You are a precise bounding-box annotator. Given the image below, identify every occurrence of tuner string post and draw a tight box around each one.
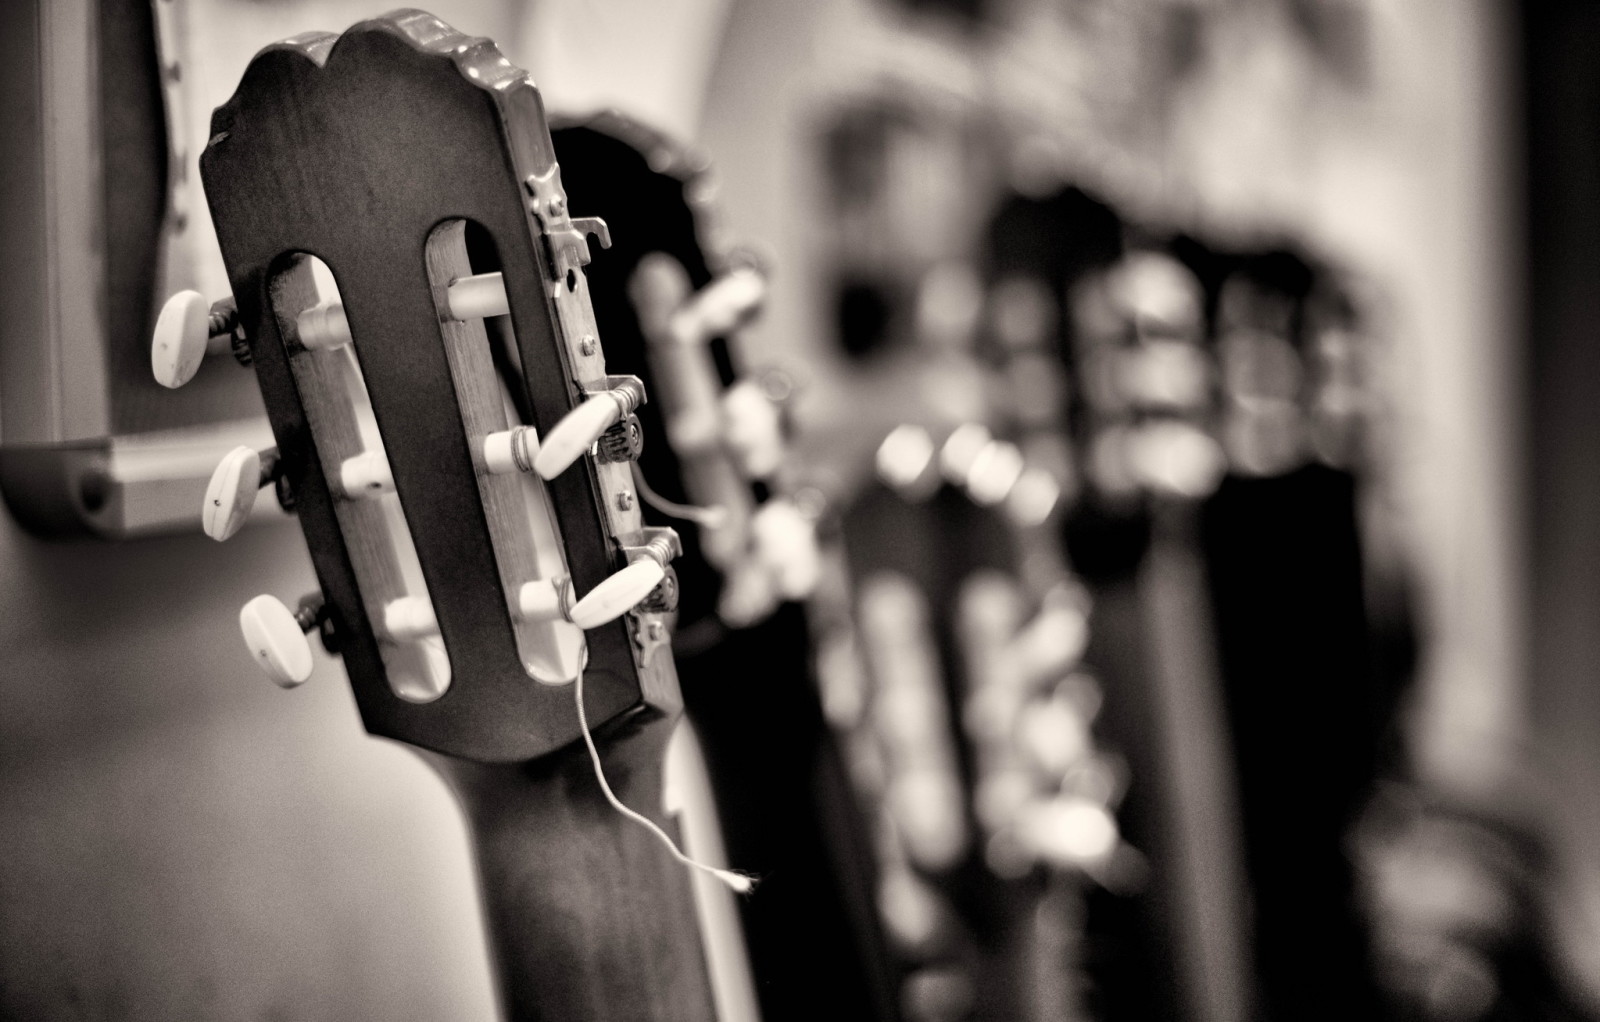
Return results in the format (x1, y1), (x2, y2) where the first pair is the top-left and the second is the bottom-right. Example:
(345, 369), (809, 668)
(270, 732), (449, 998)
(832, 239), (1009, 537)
(382, 596), (439, 644)
(256, 446), (281, 488)
(444, 271), (510, 321)
(293, 592), (326, 632)
(481, 425), (541, 475)
(515, 575), (575, 624)
(292, 593), (343, 655)
(337, 450), (395, 499)
(294, 298), (355, 352)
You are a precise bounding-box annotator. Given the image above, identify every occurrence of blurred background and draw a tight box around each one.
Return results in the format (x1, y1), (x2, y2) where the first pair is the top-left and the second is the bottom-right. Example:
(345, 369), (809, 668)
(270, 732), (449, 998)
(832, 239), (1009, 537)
(4, 0), (1598, 1019)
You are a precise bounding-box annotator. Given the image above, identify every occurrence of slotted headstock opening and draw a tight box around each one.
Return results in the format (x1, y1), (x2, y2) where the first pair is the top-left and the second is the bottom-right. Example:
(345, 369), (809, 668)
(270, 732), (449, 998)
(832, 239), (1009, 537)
(425, 219), (583, 685)
(267, 253), (449, 703)
(198, 11), (688, 761)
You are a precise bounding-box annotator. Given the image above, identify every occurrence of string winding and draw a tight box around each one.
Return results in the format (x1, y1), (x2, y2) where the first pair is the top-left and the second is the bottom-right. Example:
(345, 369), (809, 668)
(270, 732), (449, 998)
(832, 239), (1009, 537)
(574, 666), (755, 895)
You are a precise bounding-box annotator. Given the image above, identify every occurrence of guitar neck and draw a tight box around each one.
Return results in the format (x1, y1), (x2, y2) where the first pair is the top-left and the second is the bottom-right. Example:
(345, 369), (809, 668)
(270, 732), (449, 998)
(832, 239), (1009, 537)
(439, 711), (717, 1022)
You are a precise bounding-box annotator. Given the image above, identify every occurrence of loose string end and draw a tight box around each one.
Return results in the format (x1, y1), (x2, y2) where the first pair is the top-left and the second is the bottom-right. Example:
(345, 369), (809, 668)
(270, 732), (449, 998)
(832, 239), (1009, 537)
(705, 866), (757, 895)
(575, 666), (757, 896)
(631, 463), (730, 529)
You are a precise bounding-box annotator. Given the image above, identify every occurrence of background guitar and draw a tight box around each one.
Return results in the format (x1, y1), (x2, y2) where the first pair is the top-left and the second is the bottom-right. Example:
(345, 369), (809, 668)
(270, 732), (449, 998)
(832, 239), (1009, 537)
(551, 111), (901, 1022)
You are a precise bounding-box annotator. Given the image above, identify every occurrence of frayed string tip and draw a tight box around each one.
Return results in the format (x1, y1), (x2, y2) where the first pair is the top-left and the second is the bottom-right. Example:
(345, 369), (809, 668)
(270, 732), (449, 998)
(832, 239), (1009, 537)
(710, 869), (757, 895)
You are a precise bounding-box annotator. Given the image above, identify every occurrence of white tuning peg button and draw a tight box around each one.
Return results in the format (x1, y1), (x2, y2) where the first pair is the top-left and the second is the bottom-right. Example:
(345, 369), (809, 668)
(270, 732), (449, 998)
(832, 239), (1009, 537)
(722, 380), (785, 479)
(152, 290), (238, 388)
(533, 381), (643, 480)
(751, 499), (821, 600)
(567, 559), (666, 629)
(239, 594), (316, 688)
(673, 266), (767, 343)
(204, 445), (277, 542)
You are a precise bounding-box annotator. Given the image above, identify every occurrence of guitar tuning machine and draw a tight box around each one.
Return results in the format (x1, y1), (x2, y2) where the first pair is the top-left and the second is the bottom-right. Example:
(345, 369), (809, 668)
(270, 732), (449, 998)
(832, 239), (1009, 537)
(203, 442), (396, 541)
(596, 413), (645, 464)
(518, 526), (681, 636)
(151, 290), (252, 388)
(620, 528), (683, 668)
(533, 375), (647, 479)
(153, 284), (374, 391)
(624, 527), (683, 616)
(238, 592), (338, 688)
(523, 165), (611, 279)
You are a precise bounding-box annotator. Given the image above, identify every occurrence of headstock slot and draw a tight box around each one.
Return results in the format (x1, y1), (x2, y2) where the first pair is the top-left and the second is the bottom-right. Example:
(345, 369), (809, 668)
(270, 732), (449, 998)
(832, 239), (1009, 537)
(268, 252), (449, 703)
(424, 219), (583, 685)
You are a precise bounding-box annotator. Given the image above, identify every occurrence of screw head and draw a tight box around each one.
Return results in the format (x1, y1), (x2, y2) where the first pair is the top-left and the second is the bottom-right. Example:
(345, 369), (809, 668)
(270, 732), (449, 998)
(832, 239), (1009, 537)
(580, 334), (596, 356)
(548, 197), (565, 218)
(616, 490), (635, 511)
(648, 621), (664, 641)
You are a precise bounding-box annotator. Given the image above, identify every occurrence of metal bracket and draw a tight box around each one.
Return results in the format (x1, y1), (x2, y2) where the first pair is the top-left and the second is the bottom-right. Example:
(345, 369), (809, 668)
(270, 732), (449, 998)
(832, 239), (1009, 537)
(627, 611), (672, 668)
(623, 525), (682, 568)
(523, 166), (611, 281)
(580, 373), (647, 409)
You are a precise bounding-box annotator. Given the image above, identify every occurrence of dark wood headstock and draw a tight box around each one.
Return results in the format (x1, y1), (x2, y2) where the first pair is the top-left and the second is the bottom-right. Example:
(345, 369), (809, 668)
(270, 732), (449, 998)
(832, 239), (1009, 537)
(175, 11), (726, 1020)
(202, 12), (677, 761)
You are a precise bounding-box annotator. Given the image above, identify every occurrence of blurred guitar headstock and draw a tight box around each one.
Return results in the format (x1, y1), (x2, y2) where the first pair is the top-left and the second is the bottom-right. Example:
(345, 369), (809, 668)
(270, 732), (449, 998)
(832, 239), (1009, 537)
(550, 113), (821, 633)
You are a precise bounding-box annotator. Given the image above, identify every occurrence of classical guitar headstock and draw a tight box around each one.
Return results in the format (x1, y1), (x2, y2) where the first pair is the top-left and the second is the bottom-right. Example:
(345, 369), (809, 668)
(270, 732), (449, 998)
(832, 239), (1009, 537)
(549, 114), (820, 631)
(154, 11), (685, 763)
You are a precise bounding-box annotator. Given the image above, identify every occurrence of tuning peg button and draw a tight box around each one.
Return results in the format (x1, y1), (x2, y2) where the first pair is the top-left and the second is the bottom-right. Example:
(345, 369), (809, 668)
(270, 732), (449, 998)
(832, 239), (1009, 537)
(671, 266), (767, 344)
(517, 530), (682, 632)
(568, 558), (666, 629)
(203, 445), (286, 541)
(152, 290), (246, 388)
(533, 376), (647, 479)
(239, 593), (317, 688)
(722, 379), (785, 479)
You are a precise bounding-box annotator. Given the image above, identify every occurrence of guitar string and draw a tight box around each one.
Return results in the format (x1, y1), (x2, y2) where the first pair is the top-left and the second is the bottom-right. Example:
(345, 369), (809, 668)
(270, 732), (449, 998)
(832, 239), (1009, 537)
(574, 664), (756, 895)
(631, 463), (729, 528)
